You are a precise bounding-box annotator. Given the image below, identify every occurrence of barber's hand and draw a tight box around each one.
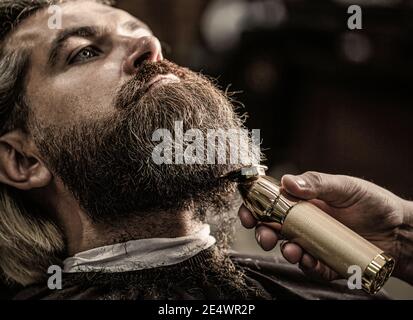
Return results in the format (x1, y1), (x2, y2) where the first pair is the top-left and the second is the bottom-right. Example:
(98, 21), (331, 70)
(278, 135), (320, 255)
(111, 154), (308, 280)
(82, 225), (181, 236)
(238, 171), (412, 283)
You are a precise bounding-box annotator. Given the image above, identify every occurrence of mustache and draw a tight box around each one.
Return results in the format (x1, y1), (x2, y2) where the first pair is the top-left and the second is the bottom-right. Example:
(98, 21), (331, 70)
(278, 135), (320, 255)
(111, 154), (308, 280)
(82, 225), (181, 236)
(114, 60), (191, 110)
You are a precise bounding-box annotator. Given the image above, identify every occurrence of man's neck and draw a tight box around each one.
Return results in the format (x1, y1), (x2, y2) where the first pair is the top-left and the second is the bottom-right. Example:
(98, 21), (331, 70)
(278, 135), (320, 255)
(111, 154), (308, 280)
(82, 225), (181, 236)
(70, 210), (204, 256)
(38, 180), (205, 256)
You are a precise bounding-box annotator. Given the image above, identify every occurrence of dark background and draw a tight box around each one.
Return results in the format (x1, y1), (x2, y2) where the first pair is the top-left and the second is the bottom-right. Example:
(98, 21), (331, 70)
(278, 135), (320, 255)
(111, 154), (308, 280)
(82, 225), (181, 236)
(2, 0), (413, 299)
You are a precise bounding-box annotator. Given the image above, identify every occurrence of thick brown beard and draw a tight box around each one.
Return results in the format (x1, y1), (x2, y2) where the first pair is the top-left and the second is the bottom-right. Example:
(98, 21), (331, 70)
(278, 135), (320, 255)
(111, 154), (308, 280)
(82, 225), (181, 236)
(30, 60), (252, 233)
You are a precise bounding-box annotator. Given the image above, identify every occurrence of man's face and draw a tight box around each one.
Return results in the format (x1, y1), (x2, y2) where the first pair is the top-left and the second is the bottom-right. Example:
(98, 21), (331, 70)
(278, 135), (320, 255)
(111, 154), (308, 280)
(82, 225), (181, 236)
(9, 1), (251, 222)
(15, 1), (158, 126)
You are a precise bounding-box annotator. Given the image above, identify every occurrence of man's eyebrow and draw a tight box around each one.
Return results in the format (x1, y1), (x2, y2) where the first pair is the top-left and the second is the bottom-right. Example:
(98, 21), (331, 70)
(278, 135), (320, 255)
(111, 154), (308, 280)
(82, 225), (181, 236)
(47, 26), (106, 68)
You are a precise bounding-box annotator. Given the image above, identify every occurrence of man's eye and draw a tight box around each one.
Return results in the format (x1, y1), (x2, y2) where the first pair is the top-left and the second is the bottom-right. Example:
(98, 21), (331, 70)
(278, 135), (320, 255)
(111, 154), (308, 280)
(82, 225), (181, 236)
(69, 47), (101, 65)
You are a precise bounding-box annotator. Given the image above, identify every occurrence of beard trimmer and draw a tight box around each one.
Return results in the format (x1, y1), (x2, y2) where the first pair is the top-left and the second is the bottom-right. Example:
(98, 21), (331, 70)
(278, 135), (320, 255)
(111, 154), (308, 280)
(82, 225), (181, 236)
(224, 165), (394, 294)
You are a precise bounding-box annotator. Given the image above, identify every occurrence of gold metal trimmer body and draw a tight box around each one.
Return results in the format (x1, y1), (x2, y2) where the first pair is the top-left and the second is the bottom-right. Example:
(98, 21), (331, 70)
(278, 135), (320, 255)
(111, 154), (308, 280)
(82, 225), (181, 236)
(229, 166), (395, 294)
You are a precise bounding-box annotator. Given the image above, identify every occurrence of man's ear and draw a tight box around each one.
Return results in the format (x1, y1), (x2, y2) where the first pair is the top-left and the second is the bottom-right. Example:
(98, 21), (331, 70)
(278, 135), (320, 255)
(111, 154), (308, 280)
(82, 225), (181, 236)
(0, 130), (52, 190)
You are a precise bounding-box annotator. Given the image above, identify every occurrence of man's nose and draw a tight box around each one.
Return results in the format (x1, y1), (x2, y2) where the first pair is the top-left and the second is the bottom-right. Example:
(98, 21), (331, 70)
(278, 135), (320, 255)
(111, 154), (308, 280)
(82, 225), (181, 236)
(123, 36), (163, 75)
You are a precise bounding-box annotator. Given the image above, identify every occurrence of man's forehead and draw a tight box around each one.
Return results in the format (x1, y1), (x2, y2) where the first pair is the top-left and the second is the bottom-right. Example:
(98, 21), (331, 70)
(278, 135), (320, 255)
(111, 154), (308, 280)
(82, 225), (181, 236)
(7, 1), (145, 50)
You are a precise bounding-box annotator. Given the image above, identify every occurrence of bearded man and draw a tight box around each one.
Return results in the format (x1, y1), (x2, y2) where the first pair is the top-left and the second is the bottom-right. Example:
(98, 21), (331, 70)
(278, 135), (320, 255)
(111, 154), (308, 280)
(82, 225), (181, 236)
(0, 0), (395, 300)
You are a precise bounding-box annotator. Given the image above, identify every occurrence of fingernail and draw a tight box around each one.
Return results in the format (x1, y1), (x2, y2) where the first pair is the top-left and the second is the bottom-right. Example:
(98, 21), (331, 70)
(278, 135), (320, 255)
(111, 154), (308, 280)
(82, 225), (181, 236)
(256, 232), (261, 244)
(295, 177), (307, 189)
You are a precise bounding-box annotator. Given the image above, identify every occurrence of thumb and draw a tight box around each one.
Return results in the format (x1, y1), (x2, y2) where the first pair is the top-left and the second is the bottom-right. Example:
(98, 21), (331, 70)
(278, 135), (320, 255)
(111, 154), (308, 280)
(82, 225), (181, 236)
(281, 171), (363, 207)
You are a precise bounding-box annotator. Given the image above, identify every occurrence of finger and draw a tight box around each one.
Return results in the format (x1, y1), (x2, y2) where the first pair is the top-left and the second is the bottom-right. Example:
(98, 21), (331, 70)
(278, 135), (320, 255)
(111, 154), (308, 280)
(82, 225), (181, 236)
(281, 242), (303, 264)
(300, 253), (317, 269)
(255, 225), (279, 251)
(261, 221), (282, 232)
(300, 260), (340, 282)
(238, 205), (257, 229)
(299, 262), (323, 280)
(281, 172), (363, 207)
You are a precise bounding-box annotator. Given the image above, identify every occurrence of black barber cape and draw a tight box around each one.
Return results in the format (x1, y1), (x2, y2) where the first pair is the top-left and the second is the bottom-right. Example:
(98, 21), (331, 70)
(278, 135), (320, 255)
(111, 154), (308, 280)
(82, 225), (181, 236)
(14, 246), (389, 300)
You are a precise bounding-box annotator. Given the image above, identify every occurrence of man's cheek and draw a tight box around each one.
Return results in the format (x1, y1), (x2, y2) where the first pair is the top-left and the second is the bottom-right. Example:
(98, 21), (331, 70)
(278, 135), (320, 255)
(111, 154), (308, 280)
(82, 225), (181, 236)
(53, 85), (115, 123)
